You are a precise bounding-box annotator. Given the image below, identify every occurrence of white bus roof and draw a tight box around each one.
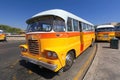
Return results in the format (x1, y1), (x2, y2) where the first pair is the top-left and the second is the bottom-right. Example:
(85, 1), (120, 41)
(29, 9), (93, 26)
(97, 25), (114, 29)
(0, 30), (3, 32)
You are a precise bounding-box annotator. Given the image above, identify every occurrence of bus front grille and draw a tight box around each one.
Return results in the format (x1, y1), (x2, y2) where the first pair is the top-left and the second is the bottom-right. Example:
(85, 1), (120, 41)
(28, 40), (39, 54)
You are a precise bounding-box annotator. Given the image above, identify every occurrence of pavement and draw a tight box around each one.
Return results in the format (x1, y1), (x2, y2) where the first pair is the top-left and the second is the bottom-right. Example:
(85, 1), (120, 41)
(84, 40), (120, 80)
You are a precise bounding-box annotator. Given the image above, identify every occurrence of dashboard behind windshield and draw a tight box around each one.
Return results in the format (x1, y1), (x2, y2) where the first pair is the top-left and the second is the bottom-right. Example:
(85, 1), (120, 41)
(26, 16), (65, 32)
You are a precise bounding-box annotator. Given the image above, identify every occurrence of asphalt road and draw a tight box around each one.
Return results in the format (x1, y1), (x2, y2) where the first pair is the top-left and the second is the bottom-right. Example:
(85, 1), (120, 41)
(0, 40), (96, 80)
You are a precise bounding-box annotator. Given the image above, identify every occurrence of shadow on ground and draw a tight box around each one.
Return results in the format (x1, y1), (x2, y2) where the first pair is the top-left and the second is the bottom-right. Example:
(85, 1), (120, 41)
(19, 60), (58, 79)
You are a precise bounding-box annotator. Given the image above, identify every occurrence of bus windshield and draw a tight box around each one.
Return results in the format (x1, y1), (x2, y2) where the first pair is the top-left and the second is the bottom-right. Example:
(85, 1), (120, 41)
(115, 26), (120, 31)
(0, 30), (3, 34)
(96, 27), (114, 32)
(27, 16), (65, 32)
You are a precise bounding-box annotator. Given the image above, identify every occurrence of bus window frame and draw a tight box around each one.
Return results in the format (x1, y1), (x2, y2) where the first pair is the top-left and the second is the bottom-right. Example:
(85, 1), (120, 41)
(67, 17), (73, 32)
(73, 19), (79, 32)
(79, 22), (82, 32)
(81, 22), (94, 32)
(67, 17), (80, 32)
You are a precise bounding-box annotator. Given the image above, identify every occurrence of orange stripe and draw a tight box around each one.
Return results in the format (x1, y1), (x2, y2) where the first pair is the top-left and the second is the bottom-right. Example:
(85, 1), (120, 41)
(40, 32), (67, 38)
(34, 32), (80, 38)
(83, 31), (94, 34)
(0, 34), (3, 36)
(67, 32), (80, 37)
(27, 31), (95, 39)
(97, 32), (115, 34)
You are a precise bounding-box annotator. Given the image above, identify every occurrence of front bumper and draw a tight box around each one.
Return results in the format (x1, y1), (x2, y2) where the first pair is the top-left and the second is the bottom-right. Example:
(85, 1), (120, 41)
(21, 55), (57, 71)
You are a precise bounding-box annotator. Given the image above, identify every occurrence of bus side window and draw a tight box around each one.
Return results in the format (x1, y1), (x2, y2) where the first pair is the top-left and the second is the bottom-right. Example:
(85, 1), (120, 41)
(81, 23), (86, 31)
(67, 17), (73, 31)
(91, 26), (95, 31)
(86, 24), (89, 31)
(73, 19), (79, 31)
(87, 24), (92, 31)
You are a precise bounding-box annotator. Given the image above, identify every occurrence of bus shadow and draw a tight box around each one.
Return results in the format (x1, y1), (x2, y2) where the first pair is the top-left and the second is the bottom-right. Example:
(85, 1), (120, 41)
(95, 41), (109, 43)
(116, 37), (120, 40)
(0, 40), (7, 43)
(102, 46), (110, 48)
(19, 60), (58, 79)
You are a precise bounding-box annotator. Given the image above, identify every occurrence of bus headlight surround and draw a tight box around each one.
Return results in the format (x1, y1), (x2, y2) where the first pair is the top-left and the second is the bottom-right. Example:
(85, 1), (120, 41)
(20, 47), (27, 52)
(46, 51), (58, 59)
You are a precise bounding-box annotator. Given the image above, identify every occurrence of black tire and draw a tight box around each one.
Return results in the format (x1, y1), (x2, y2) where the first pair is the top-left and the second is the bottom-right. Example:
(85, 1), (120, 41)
(63, 51), (74, 71)
(4, 37), (7, 42)
(90, 40), (94, 47)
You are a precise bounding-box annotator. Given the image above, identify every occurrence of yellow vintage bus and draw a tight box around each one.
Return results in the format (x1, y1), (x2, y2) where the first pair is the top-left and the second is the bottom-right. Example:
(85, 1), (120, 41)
(115, 26), (120, 38)
(0, 30), (6, 41)
(96, 25), (115, 41)
(20, 9), (95, 72)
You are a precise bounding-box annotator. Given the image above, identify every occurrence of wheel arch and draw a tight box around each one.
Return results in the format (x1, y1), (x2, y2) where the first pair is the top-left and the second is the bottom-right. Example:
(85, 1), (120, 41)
(66, 49), (76, 59)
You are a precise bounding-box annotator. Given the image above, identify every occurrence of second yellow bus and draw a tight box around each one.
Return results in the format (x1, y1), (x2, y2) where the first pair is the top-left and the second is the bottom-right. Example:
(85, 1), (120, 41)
(115, 26), (120, 38)
(96, 25), (115, 42)
(0, 30), (6, 41)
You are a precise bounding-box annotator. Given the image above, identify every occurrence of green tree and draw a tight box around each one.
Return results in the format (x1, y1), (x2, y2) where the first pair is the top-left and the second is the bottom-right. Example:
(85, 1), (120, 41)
(0, 24), (23, 34)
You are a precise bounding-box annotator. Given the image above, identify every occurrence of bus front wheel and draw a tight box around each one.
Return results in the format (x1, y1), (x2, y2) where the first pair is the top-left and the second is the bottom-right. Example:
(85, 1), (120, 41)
(63, 51), (74, 71)
(90, 39), (94, 47)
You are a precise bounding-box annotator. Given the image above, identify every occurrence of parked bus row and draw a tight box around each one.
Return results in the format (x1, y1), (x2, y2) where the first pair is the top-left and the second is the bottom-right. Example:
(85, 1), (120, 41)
(95, 24), (120, 42)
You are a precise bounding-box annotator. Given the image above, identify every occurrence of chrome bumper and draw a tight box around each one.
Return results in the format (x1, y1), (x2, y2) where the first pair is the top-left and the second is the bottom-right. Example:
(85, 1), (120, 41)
(21, 56), (57, 71)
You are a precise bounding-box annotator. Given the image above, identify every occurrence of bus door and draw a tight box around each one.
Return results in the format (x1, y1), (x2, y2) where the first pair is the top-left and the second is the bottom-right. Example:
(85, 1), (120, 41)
(79, 22), (84, 52)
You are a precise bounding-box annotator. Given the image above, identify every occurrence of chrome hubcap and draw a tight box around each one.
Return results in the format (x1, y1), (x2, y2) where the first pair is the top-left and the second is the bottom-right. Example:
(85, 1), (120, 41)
(66, 54), (73, 67)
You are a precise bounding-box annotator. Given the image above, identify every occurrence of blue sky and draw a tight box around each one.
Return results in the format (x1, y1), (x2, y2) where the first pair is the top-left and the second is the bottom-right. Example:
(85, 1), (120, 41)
(0, 0), (120, 30)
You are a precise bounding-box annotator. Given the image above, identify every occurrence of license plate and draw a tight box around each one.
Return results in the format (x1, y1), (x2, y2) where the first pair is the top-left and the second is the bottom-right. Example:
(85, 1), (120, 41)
(104, 34), (108, 38)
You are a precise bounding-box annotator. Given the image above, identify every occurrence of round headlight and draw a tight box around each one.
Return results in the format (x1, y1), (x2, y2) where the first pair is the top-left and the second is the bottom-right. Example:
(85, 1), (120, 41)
(47, 52), (52, 57)
(46, 51), (58, 59)
(21, 47), (27, 52)
(52, 53), (57, 58)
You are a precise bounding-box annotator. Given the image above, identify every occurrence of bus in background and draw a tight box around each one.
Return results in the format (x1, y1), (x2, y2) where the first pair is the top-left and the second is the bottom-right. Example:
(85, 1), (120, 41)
(96, 25), (115, 42)
(115, 26), (120, 38)
(20, 9), (95, 72)
(0, 30), (6, 41)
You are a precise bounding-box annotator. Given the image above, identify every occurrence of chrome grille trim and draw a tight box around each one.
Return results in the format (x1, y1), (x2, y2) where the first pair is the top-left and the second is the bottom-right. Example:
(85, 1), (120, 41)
(28, 39), (39, 54)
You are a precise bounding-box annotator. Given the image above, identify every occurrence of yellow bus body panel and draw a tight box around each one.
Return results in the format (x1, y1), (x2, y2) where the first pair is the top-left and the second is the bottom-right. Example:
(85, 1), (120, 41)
(115, 31), (120, 38)
(0, 34), (5, 40)
(20, 32), (95, 72)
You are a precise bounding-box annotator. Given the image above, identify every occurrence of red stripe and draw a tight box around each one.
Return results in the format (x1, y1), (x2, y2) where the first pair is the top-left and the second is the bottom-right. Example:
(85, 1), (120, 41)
(81, 44), (84, 51)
